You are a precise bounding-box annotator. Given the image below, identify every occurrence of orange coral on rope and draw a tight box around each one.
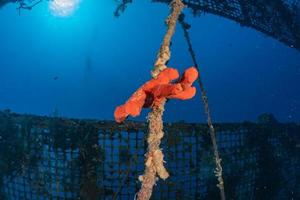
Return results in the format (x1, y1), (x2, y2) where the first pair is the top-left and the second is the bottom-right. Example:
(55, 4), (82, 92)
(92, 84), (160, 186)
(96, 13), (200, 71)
(114, 67), (198, 123)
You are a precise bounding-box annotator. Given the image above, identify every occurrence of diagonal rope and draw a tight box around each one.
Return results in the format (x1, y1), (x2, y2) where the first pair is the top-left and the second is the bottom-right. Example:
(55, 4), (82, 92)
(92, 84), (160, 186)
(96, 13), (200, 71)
(178, 13), (226, 200)
(136, 1), (185, 200)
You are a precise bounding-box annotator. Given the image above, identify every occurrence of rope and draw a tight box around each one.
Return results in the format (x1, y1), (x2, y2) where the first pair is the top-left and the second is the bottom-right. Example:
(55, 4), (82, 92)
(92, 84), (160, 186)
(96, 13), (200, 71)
(136, 1), (185, 200)
(178, 13), (226, 200)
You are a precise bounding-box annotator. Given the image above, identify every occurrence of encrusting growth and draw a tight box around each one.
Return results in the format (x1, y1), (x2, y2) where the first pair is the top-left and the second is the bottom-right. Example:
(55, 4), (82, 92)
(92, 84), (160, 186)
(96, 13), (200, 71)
(114, 67), (198, 199)
(114, 1), (192, 200)
(114, 67), (198, 123)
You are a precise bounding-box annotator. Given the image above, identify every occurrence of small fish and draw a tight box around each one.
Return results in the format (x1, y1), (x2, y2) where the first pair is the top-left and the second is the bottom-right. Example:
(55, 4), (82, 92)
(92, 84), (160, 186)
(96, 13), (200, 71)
(53, 76), (59, 80)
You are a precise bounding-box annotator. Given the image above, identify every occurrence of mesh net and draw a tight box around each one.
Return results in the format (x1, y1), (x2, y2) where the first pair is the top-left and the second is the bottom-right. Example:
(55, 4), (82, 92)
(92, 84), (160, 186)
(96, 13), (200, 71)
(155, 0), (300, 51)
(0, 111), (299, 199)
(1, 0), (299, 50)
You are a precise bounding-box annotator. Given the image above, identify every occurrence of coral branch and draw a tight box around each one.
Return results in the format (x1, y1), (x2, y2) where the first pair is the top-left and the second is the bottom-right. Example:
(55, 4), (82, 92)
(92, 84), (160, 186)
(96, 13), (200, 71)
(16, 0), (43, 15)
(114, 0), (133, 17)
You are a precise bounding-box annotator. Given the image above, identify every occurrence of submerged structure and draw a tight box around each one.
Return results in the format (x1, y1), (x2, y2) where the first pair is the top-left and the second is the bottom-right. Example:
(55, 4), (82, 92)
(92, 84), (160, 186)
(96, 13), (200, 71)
(1, 0), (299, 49)
(118, 0), (300, 51)
(156, 0), (300, 50)
(0, 0), (299, 199)
(0, 110), (299, 199)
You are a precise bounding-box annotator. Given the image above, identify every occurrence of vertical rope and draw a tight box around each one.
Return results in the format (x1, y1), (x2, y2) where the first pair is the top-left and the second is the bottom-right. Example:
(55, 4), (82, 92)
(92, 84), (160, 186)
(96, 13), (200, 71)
(178, 14), (226, 200)
(136, 1), (185, 200)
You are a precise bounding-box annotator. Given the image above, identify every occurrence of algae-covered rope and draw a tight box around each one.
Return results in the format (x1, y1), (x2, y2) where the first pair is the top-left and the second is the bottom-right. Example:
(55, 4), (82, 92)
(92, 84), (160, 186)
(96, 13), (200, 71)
(136, 1), (185, 200)
(179, 13), (226, 200)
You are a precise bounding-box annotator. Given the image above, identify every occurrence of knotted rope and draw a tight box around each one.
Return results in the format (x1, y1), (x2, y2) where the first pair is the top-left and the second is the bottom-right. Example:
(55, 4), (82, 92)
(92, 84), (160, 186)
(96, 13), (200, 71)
(136, 1), (185, 199)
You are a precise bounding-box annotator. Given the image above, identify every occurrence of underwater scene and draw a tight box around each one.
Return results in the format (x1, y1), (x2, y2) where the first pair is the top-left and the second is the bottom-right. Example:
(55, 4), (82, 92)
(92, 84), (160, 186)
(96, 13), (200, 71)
(0, 0), (299, 199)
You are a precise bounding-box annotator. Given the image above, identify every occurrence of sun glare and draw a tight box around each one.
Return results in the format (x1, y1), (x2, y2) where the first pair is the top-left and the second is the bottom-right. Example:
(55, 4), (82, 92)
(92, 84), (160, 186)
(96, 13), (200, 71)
(49, 0), (80, 17)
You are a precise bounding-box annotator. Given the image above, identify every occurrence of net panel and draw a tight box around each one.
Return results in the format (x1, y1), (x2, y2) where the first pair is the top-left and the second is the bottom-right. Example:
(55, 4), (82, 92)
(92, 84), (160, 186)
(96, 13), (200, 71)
(0, 111), (299, 200)
(154, 0), (300, 51)
(1, 0), (299, 51)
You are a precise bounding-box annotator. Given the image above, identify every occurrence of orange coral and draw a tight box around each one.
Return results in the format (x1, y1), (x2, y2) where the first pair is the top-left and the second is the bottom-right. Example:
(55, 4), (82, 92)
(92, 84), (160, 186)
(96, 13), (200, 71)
(114, 67), (198, 123)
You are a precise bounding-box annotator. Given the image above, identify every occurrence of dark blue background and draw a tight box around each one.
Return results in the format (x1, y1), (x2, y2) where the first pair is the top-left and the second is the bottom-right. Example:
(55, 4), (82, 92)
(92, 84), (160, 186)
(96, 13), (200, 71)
(0, 0), (299, 122)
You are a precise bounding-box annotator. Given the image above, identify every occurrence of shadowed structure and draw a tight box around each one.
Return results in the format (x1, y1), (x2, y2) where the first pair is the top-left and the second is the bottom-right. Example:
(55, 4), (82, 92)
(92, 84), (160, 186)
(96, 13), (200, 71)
(1, 0), (299, 50)
(0, 111), (299, 199)
(155, 0), (300, 51)
(114, 0), (300, 51)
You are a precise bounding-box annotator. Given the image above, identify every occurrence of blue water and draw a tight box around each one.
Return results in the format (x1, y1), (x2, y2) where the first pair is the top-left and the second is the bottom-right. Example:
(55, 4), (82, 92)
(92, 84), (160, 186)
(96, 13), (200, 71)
(0, 0), (299, 123)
